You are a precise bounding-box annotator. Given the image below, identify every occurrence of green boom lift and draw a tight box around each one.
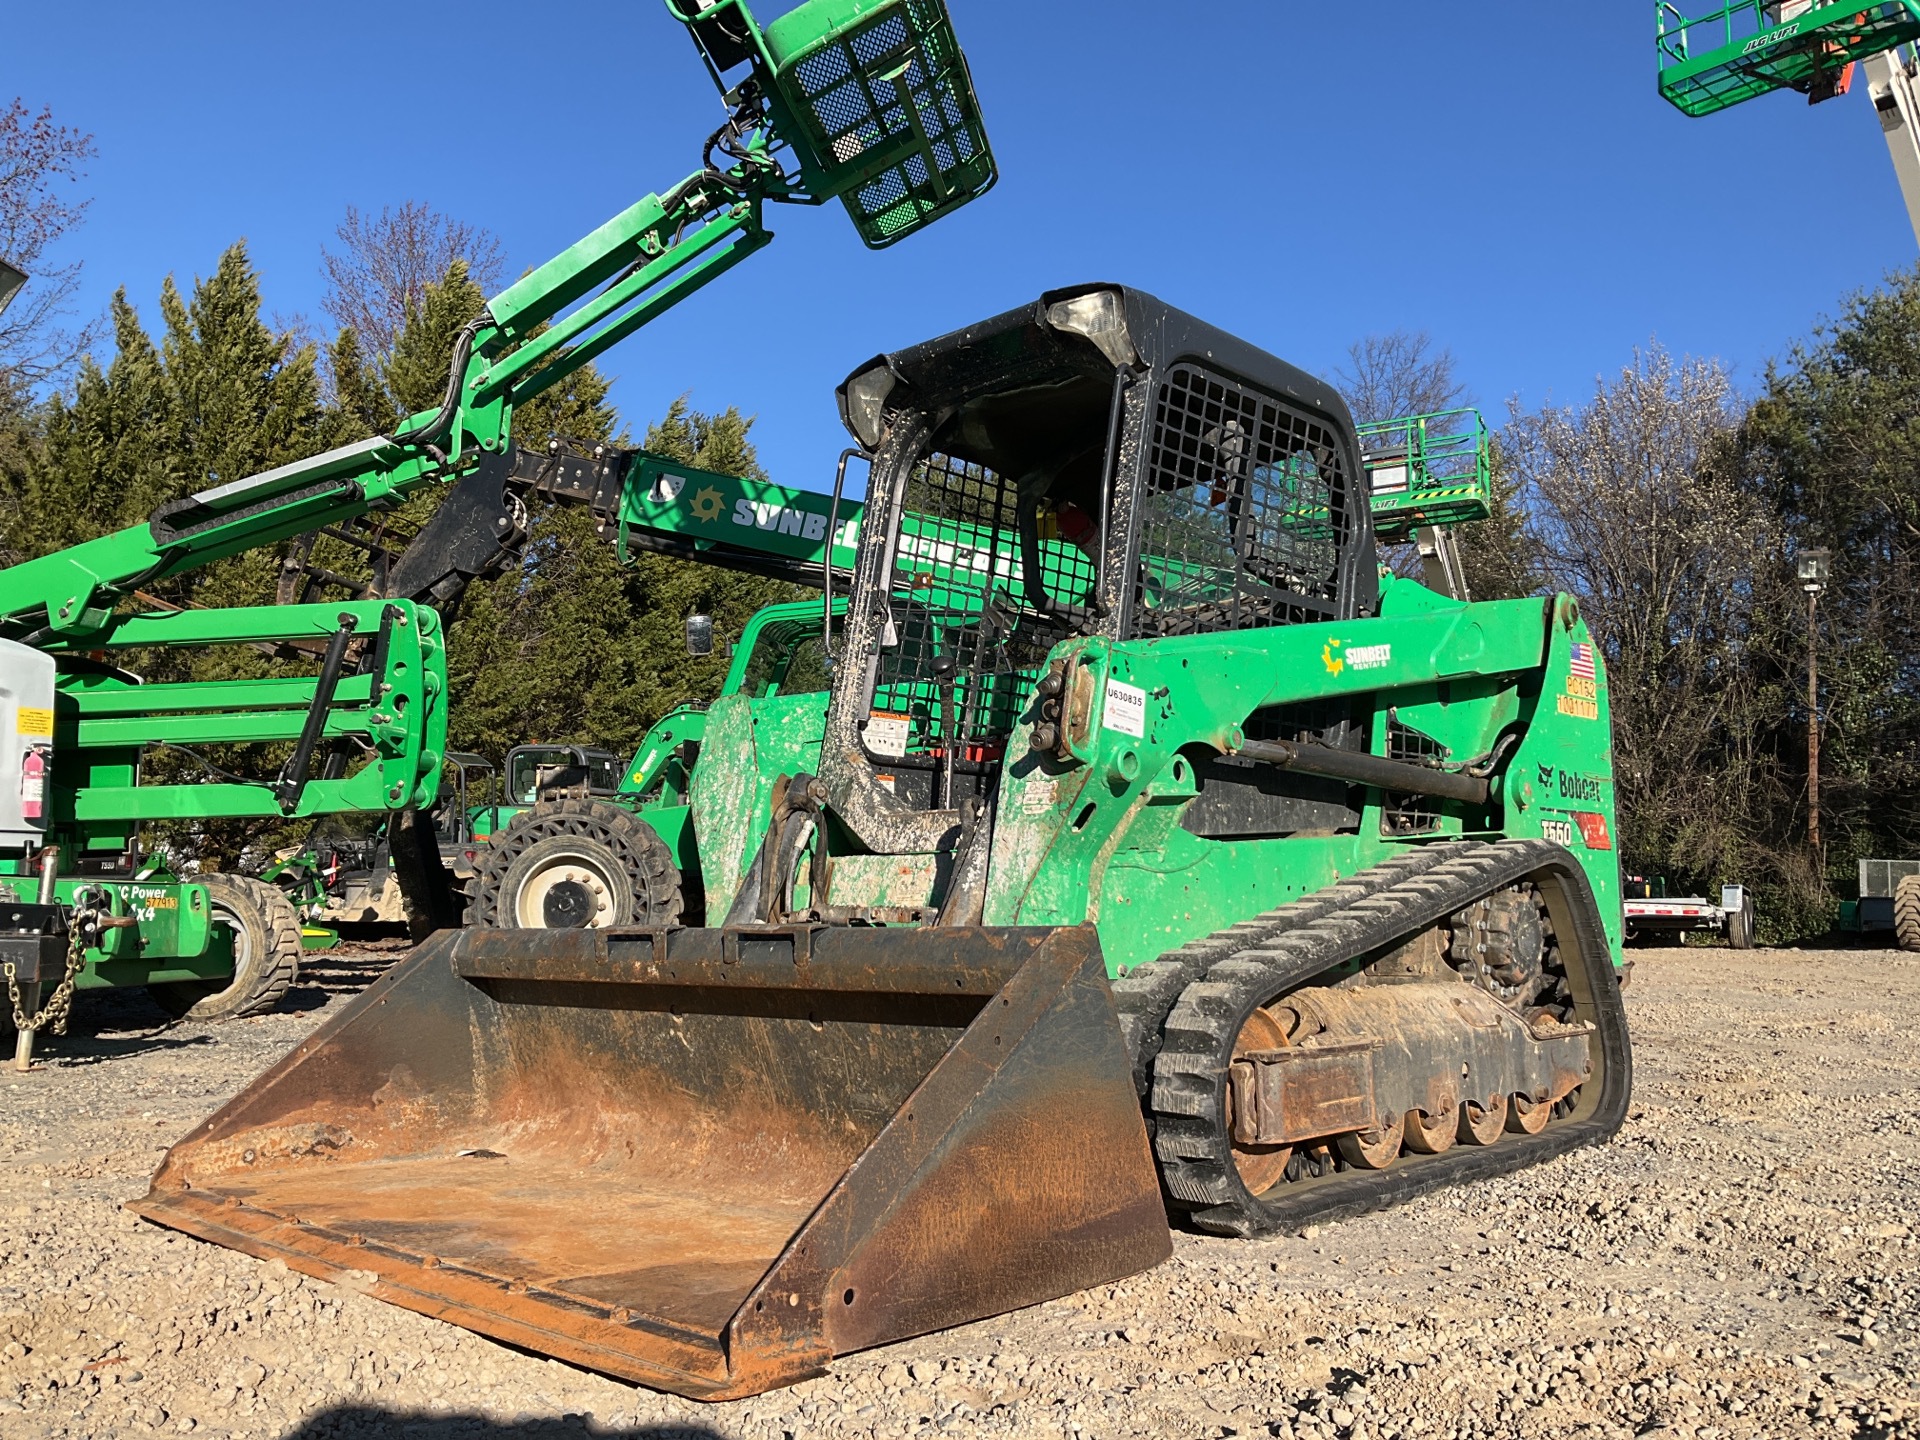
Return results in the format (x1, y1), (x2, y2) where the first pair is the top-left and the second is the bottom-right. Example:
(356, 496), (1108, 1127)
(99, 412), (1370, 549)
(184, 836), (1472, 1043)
(0, 0), (995, 1064)
(137, 285), (1635, 1398)
(1657, 2), (1920, 243)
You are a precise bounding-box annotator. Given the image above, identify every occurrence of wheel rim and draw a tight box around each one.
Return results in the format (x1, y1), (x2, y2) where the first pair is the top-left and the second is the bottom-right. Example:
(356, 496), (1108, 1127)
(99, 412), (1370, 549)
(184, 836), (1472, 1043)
(514, 849), (620, 929)
(209, 902), (254, 972)
(1228, 1005), (1292, 1196)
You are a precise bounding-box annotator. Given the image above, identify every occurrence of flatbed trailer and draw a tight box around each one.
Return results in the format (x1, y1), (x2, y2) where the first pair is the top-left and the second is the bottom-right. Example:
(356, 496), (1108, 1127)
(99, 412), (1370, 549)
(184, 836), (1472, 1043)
(1623, 876), (1755, 947)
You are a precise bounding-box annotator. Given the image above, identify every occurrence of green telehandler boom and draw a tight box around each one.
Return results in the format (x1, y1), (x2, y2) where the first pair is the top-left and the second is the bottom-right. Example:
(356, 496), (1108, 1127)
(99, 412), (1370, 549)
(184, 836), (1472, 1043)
(0, 0), (995, 1064)
(138, 285), (1634, 1399)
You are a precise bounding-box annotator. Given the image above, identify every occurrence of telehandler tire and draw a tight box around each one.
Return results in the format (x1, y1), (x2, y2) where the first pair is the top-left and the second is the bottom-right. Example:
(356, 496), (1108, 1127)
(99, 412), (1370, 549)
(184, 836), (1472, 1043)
(149, 874), (302, 1021)
(1894, 874), (1920, 953)
(472, 798), (683, 930)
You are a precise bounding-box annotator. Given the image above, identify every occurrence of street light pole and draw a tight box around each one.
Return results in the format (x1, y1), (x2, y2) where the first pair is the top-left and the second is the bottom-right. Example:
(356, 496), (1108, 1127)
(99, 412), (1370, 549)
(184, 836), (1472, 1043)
(1807, 585), (1821, 860)
(1797, 548), (1832, 873)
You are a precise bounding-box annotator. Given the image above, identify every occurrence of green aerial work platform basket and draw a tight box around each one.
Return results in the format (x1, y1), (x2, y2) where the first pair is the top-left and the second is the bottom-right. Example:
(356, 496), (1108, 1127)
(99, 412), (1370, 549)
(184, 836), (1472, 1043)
(1657, 0), (1920, 116)
(1358, 408), (1492, 544)
(672, 0), (996, 247)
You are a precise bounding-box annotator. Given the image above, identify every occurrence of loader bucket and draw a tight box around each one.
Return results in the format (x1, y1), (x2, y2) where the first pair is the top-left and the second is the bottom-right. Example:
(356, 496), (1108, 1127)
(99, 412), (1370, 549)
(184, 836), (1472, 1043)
(130, 924), (1170, 1400)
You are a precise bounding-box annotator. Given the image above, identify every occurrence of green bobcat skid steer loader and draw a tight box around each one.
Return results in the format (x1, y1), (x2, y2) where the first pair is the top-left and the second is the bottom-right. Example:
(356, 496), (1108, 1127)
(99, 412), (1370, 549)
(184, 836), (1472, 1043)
(137, 286), (1631, 1399)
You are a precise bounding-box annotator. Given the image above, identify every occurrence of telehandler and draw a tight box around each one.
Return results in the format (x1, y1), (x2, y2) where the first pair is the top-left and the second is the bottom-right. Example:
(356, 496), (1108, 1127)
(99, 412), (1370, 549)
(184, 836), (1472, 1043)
(136, 283), (1632, 1399)
(0, 0), (994, 1057)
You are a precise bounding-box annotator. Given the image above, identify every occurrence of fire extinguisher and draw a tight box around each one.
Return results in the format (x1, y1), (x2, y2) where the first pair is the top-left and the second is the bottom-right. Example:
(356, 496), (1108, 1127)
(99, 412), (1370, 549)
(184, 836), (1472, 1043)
(20, 744), (51, 823)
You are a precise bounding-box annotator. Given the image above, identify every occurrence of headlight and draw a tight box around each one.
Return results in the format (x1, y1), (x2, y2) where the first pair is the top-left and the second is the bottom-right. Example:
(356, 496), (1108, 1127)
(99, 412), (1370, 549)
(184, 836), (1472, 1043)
(843, 365), (897, 449)
(1045, 290), (1136, 368)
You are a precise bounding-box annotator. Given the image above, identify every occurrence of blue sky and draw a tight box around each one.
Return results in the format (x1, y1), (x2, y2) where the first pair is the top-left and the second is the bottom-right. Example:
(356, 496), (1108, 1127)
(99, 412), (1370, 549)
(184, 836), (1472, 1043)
(7, 1), (1916, 492)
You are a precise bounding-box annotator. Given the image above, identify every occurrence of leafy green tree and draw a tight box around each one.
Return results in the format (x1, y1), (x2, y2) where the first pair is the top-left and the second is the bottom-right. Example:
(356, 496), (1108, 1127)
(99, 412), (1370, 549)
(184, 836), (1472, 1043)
(1737, 262), (1920, 909)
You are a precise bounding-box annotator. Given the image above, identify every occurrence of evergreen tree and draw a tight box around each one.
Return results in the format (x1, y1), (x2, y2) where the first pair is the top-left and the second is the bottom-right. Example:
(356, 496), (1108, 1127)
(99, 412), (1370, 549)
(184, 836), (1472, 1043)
(7, 293), (179, 560)
(4, 242), (345, 868)
(8, 246), (338, 578)
(446, 397), (799, 766)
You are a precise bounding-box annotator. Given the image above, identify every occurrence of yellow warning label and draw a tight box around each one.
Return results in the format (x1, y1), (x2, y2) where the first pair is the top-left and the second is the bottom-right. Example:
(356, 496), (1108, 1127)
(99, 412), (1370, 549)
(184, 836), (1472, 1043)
(16, 707), (52, 738)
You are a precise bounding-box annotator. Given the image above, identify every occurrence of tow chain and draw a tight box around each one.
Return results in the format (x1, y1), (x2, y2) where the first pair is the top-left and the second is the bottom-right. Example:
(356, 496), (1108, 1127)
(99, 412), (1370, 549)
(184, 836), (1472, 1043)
(4, 915), (87, 1037)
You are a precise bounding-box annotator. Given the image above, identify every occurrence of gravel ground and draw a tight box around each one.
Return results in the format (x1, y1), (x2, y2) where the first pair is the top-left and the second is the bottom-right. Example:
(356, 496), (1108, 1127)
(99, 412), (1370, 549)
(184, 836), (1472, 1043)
(1, 942), (1916, 1440)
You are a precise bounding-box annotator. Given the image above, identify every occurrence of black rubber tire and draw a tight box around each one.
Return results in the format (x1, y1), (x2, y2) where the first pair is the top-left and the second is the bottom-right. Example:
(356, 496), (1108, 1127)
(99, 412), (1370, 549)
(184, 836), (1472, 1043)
(1894, 875), (1920, 953)
(1725, 894), (1757, 950)
(472, 798), (683, 930)
(148, 874), (302, 1021)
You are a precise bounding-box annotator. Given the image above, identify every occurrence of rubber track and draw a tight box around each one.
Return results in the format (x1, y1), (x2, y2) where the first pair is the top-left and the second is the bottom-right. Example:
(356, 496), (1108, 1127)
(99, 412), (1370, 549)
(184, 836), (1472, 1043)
(1110, 842), (1481, 1097)
(472, 798), (684, 928)
(1149, 838), (1633, 1238)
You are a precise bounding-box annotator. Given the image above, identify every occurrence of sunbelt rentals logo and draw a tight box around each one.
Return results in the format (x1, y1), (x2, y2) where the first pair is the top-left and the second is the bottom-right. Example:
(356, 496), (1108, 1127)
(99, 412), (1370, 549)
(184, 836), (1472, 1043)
(1322, 638), (1391, 678)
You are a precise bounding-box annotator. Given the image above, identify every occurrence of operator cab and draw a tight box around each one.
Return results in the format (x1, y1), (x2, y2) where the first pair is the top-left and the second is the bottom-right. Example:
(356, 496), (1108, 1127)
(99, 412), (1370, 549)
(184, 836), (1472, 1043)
(504, 745), (623, 807)
(815, 284), (1377, 864)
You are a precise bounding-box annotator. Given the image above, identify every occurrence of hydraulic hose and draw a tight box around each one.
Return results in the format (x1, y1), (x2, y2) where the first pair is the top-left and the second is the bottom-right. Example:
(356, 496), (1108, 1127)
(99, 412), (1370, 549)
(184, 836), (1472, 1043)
(385, 316), (489, 455)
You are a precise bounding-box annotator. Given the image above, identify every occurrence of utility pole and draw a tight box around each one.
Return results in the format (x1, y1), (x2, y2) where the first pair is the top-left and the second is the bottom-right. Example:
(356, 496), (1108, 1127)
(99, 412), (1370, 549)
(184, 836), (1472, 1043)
(1798, 548), (1831, 871)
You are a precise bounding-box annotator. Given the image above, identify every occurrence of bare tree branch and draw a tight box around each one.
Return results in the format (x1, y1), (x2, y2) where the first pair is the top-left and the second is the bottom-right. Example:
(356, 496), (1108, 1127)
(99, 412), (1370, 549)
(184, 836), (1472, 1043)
(0, 99), (99, 386)
(1503, 346), (1784, 888)
(1333, 329), (1470, 428)
(319, 202), (505, 358)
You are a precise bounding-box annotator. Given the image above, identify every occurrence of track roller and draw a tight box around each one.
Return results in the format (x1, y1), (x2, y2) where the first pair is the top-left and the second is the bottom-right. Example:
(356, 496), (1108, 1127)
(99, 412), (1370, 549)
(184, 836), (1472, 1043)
(1146, 839), (1632, 1238)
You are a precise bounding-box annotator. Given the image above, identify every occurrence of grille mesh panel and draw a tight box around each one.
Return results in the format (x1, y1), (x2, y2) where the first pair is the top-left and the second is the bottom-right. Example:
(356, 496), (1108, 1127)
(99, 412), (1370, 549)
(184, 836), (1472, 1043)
(866, 454), (1093, 766)
(1130, 364), (1349, 639)
(786, 0), (993, 245)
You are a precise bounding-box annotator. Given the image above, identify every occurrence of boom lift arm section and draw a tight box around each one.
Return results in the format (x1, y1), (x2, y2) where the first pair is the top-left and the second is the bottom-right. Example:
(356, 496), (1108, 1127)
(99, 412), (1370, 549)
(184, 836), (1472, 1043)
(0, 0), (992, 645)
(1866, 45), (1920, 243)
(1359, 407), (1490, 602)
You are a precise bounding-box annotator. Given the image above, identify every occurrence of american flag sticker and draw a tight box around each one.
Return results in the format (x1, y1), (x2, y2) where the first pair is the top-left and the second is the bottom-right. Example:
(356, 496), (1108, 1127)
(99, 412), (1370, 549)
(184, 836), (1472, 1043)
(1569, 642), (1596, 680)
